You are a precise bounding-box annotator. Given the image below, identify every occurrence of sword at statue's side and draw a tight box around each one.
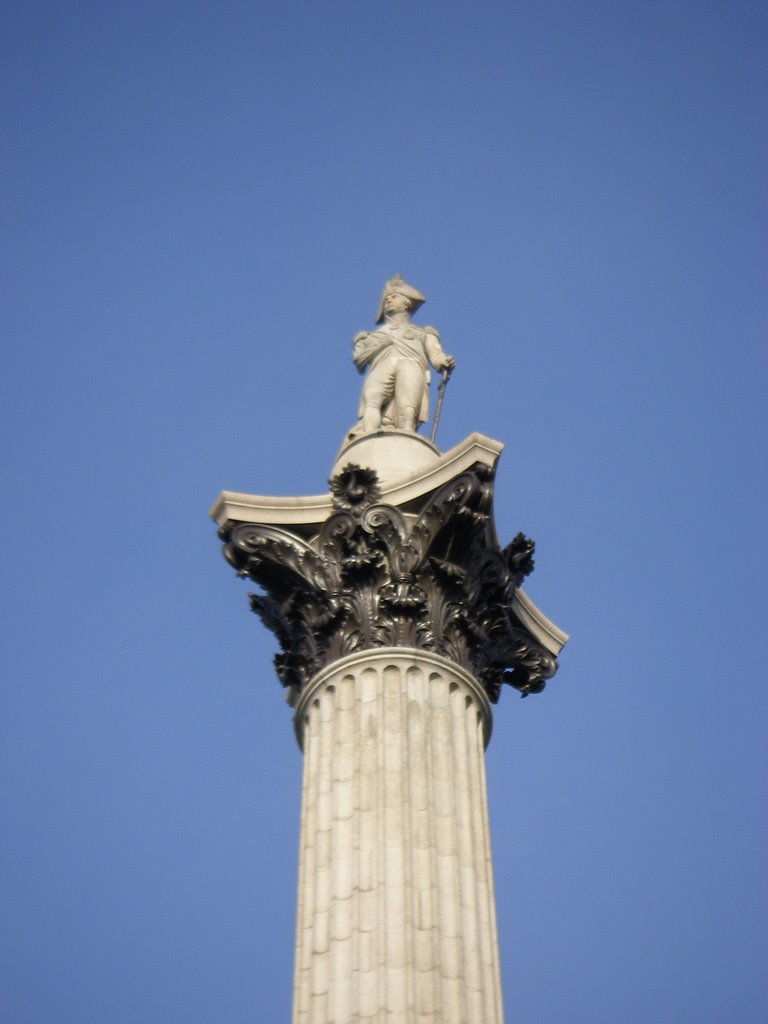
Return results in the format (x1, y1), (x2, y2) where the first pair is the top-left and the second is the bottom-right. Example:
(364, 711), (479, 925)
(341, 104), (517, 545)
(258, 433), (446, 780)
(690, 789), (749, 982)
(430, 366), (453, 445)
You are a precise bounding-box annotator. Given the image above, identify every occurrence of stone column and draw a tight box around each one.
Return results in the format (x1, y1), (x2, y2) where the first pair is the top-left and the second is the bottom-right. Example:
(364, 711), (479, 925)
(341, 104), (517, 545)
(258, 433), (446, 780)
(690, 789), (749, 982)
(292, 649), (502, 1024)
(211, 434), (568, 1024)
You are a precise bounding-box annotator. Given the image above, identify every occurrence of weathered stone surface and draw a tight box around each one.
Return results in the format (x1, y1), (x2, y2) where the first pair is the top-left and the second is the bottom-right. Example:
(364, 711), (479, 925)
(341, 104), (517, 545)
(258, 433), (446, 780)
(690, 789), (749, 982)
(209, 432), (503, 531)
(347, 274), (455, 438)
(292, 650), (503, 1024)
(331, 429), (440, 490)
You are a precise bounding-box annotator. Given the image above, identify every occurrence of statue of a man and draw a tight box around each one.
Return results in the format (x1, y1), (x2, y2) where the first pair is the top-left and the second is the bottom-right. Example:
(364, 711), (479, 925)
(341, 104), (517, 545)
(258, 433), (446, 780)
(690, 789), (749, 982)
(349, 274), (455, 436)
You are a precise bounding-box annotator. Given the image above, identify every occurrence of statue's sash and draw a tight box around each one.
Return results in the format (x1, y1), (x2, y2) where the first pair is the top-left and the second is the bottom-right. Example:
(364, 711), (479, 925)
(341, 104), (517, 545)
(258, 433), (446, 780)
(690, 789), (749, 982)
(365, 326), (427, 371)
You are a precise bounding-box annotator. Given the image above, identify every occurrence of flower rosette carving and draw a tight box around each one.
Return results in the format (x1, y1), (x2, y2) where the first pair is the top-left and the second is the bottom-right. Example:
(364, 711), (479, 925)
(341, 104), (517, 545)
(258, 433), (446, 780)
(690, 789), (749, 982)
(502, 532), (536, 589)
(329, 464), (381, 513)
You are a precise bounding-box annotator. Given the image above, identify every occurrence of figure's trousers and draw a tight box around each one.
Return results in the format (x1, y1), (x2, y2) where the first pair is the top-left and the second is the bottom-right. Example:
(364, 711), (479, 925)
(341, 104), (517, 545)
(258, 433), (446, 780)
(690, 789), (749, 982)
(361, 357), (425, 431)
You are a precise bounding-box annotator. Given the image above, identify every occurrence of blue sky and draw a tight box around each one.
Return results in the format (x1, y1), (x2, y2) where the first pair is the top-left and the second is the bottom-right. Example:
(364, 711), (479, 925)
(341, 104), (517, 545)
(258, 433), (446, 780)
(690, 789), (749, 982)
(2, 2), (766, 1021)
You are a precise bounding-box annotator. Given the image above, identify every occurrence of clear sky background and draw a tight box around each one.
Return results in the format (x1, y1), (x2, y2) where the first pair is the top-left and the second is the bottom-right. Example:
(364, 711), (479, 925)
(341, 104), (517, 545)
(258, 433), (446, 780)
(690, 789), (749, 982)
(2, 2), (766, 1022)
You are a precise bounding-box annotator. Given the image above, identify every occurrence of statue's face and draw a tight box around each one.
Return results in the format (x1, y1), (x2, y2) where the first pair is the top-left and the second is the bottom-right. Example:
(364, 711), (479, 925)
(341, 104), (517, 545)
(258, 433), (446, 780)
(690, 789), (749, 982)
(382, 291), (411, 316)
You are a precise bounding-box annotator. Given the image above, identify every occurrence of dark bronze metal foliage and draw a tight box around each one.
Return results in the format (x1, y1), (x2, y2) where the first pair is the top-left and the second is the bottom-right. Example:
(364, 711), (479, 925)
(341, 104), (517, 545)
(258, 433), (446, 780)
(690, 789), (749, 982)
(329, 463), (382, 513)
(219, 464), (558, 704)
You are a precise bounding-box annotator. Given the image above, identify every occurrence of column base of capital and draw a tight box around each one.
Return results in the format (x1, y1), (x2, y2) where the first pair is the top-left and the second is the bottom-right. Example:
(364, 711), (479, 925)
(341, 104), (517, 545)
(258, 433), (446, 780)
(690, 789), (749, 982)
(294, 647), (493, 751)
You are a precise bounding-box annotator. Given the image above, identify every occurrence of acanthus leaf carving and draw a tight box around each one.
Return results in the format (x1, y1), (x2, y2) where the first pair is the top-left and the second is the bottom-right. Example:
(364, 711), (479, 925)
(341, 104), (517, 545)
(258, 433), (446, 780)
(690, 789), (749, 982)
(219, 464), (559, 704)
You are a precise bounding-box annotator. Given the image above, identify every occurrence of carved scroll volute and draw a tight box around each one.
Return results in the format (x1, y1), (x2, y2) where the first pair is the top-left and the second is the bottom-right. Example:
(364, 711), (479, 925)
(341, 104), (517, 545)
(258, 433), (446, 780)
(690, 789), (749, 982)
(225, 524), (319, 592)
(317, 511), (358, 567)
(409, 469), (493, 569)
(360, 505), (421, 609)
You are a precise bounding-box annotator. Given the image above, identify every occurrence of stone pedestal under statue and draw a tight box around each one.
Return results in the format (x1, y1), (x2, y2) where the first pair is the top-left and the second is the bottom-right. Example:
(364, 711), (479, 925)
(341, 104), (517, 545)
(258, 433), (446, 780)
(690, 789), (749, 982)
(211, 431), (567, 1024)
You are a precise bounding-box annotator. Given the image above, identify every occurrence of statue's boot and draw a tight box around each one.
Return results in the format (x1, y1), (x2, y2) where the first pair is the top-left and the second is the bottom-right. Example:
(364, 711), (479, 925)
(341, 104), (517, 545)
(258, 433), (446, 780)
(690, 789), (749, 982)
(362, 405), (383, 432)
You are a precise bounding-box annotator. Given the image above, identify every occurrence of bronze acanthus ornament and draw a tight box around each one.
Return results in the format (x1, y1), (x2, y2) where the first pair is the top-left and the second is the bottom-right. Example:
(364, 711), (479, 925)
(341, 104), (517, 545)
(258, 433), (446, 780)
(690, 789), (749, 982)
(219, 463), (558, 704)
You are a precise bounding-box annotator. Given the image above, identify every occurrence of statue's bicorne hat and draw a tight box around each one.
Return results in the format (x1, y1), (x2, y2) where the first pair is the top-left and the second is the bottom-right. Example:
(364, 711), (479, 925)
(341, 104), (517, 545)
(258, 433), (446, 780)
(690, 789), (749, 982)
(375, 274), (426, 323)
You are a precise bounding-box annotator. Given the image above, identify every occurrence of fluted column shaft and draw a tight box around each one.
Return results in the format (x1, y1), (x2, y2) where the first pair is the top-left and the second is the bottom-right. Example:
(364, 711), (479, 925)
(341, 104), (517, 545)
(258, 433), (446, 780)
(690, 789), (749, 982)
(292, 648), (503, 1024)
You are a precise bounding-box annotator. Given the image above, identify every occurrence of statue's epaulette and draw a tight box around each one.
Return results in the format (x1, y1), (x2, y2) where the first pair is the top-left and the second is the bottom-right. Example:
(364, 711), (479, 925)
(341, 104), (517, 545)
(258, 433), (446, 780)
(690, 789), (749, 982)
(422, 324), (439, 335)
